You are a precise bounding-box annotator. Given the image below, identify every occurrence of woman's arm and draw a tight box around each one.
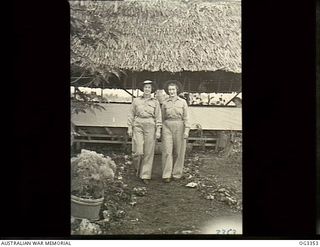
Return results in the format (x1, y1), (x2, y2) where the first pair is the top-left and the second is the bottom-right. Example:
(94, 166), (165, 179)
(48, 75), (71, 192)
(183, 100), (191, 138)
(127, 100), (136, 137)
(155, 100), (162, 139)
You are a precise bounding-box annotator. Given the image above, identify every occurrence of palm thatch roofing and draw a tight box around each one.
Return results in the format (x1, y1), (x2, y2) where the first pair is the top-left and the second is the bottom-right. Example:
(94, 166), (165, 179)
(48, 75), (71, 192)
(70, 0), (241, 74)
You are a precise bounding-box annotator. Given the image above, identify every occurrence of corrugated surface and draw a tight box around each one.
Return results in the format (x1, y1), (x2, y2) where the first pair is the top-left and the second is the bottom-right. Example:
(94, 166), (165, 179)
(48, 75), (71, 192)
(72, 103), (241, 130)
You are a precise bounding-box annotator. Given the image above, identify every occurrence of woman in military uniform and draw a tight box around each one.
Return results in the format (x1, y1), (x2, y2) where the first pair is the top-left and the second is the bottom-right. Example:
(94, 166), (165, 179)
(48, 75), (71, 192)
(161, 80), (190, 183)
(127, 80), (162, 184)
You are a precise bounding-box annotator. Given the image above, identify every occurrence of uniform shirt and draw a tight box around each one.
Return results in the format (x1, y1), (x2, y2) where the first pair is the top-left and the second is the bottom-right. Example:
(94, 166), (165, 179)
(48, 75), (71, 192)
(127, 96), (162, 128)
(162, 96), (191, 129)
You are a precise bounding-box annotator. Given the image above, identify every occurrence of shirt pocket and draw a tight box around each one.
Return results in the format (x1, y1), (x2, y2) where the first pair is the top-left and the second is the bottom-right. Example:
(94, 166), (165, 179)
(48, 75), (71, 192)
(145, 102), (155, 115)
(174, 100), (185, 108)
(163, 104), (173, 112)
(174, 106), (184, 117)
(175, 101), (185, 116)
(136, 104), (145, 115)
(164, 105), (177, 118)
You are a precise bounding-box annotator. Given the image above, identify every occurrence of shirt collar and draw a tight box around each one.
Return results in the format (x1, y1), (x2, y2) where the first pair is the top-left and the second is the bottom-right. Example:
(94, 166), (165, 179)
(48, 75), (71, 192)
(168, 96), (179, 102)
(142, 95), (154, 100)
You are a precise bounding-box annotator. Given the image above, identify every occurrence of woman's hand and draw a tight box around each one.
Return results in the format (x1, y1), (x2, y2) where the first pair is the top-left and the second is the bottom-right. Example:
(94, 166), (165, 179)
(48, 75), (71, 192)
(183, 132), (189, 139)
(127, 128), (133, 138)
(156, 131), (161, 139)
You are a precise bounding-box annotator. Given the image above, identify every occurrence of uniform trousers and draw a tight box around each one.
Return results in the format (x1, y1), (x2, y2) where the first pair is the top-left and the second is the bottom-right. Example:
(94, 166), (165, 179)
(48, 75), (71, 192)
(162, 119), (186, 179)
(132, 117), (156, 179)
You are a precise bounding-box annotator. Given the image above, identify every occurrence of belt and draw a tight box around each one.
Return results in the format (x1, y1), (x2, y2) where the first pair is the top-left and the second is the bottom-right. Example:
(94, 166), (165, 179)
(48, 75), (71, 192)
(165, 118), (182, 121)
(136, 116), (153, 119)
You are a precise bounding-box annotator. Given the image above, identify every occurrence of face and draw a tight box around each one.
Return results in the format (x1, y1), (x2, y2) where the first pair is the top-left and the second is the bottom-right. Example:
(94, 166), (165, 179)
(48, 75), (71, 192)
(143, 84), (152, 95)
(168, 84), (178, 97)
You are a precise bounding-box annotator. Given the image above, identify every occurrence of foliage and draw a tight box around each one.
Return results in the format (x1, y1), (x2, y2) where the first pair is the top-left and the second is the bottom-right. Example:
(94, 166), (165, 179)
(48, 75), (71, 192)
(70, 1), (123, 86)
(70, 1), (125, 119)
(70, 88), (106, 146)
(71, 87), (106, 115)
(71, 149), (117, 199)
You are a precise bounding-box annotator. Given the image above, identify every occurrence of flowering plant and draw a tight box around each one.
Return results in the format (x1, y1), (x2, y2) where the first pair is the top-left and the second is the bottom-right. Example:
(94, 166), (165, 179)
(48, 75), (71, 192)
(71, 149), (116, 199)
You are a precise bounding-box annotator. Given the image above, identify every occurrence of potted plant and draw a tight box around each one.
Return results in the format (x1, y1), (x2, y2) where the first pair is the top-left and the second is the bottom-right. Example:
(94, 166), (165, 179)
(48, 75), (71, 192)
(71, 149), (116, 220)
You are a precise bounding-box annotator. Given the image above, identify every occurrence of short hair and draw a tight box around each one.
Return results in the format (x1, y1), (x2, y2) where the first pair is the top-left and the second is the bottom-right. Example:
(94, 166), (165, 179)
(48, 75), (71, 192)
(167, 83), (178, 90)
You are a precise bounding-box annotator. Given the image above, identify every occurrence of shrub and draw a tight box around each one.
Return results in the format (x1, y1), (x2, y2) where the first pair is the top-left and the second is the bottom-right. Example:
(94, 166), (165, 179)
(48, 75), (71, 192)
(71, 149), (116, 199)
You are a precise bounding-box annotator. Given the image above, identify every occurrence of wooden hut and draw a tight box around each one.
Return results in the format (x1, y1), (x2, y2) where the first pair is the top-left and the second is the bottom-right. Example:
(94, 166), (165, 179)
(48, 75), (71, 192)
(70, 0), (242, 150)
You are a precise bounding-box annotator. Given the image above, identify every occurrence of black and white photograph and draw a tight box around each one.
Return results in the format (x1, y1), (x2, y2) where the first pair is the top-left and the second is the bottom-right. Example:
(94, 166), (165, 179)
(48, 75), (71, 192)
(70, 0), (242, 235)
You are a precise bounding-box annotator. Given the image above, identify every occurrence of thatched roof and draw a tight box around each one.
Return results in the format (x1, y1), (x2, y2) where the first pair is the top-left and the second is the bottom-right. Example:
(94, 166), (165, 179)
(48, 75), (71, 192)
(71, 0), (241, 74)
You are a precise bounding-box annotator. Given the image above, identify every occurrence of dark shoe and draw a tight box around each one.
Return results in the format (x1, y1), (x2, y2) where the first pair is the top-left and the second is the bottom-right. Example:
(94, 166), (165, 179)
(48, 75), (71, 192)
(142, 179), (150, 185)
(173, 177), (181, 181)
(163, 178), (171, 183)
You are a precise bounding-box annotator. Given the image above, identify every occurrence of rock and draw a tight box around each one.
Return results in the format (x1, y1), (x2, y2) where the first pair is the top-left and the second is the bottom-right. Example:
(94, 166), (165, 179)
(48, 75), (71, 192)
(78, 219), (102, 235)
(116, 210), (126, 218)
(185, 182), (198, 188)
(206, 195), (215, 200)
(183, 167), (191, 172)
(133, 187), (147, 196)
(102, 210), (111, 221)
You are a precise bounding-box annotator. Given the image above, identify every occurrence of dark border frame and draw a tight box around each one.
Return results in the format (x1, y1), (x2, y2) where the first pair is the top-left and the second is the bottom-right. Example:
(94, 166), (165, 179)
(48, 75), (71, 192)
(9, 0), (317, 238)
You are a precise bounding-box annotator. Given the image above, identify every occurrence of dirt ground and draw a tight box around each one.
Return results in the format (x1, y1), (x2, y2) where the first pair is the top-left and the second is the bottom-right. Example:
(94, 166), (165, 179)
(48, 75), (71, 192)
(71, 146), (242, 235)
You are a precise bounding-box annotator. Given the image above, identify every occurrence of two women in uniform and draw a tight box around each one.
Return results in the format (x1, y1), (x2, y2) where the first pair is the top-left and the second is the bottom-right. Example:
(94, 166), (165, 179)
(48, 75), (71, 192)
(127, 80), (189, 184)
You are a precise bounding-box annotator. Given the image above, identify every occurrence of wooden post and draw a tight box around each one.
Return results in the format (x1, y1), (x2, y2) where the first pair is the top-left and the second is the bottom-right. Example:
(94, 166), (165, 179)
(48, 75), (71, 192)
(76, 142), (81, 152)
(188, 79), (191, 105)
(131, 74), (134, 102)
(225, 91), (241, 106)
(100, 78), (105, 103)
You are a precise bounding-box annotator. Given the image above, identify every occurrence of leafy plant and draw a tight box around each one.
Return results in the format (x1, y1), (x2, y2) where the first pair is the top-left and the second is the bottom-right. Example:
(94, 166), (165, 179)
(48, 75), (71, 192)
(70, 1), (125, 145)
(71, 87), (106, 115)
(71, 149), (117, 199)
(70, 1), (123, 87)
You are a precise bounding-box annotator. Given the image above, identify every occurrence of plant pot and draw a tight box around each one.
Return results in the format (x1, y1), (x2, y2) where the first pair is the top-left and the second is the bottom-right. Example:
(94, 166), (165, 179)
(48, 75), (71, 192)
(71, 195), (104, 221)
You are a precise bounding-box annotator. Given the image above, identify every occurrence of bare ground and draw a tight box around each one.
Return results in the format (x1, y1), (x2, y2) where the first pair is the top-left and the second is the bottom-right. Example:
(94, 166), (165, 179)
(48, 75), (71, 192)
(71, 147), (242, 235)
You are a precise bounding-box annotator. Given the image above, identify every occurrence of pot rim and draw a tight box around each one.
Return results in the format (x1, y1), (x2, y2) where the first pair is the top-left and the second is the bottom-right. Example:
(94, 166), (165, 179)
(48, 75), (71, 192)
(71, 195), (104, 205)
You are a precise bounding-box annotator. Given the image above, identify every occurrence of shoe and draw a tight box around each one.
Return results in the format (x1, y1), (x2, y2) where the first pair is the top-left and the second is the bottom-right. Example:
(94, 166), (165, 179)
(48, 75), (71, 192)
(142, 179), (150, 185)
(163, 178), (171, 183)
(173, 177), (181, 181)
